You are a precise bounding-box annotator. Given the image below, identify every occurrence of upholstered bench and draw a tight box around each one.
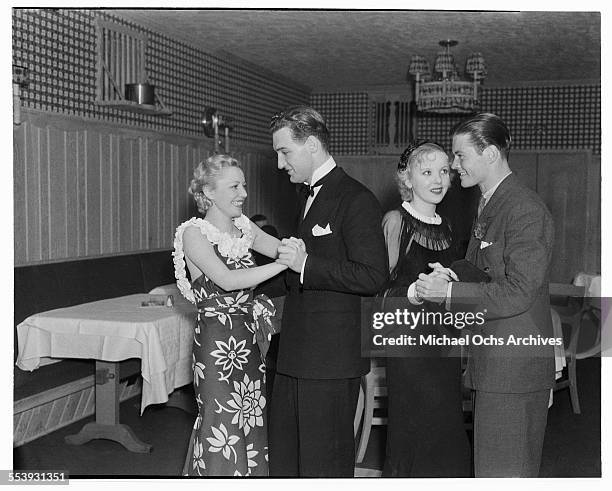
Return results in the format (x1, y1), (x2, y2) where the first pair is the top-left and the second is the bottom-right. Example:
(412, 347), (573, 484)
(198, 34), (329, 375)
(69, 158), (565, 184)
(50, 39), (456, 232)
(14, 250), (176, 445)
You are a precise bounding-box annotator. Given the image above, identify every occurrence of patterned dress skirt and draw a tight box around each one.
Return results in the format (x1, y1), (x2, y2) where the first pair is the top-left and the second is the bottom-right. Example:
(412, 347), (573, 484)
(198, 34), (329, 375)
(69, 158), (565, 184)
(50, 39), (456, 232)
(182, 288), (269, 476)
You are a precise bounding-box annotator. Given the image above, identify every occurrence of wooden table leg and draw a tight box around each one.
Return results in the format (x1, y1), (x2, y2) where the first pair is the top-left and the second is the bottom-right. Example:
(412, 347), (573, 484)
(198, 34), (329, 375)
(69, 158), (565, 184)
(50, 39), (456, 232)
(65, 361), (152, 453)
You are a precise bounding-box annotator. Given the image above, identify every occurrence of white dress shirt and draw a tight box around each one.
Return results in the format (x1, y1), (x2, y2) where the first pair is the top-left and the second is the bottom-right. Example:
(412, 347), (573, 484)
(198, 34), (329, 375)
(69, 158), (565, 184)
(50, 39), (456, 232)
(300, 157), (337, 283)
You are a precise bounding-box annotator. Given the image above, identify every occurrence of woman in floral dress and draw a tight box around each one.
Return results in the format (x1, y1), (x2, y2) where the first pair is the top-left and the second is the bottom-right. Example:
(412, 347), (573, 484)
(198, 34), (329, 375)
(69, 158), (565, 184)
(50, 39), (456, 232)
(173, 154), (288, 476)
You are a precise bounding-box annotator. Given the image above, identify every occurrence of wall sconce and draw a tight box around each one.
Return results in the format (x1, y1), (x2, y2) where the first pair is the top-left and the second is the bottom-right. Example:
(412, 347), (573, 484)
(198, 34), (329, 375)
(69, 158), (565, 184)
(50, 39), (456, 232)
(13, 64), (29, 125)
(201, 107), (234, 153)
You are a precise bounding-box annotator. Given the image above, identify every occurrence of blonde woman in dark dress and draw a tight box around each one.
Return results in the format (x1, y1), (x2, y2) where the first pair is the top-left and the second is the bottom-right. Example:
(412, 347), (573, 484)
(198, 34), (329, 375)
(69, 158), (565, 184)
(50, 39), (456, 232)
(381, 141), (471, 477)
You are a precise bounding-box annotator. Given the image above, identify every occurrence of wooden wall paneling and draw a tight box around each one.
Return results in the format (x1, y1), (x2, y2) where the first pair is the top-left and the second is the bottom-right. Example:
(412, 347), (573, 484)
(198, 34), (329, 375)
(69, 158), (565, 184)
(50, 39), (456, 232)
(162, 141), (173, 250)
(39, 127), (50, 261)
(155, 140), (165, 249)
(130, 136), (143, 251)
(111, 133), (121, 254)
(65, 126), (79, 259)
(99, 131), (112, 255)
(147, 139), (160, 249)
(85, 130), (101, 256)
(192, 144), (203, 216)
(25, 122), (42, 262)
(14, 110), (295, 265)
(241, 152), (255, 220)
(537, 151), (589, 283)
(338, 156), (399, 212)
(585, 155), (601, 274)
(175, 144), (187, 228)
(186, 144), (198, 222)
(171, 143), (180, 241)
(118, 135), (134, 251)
(14, 122), (27, 265)
(139, 138), (148, 250)
(76, 130), (87, 258)
(509, 151), (538, 191)
(48, 124), (68, 260)
(179, 144), (192, 223)
(256, 154), (269, 222)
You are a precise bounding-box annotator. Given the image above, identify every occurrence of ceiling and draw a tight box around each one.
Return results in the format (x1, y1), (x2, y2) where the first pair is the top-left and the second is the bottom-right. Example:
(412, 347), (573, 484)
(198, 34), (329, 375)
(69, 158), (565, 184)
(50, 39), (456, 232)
(110, 9), (601, 91)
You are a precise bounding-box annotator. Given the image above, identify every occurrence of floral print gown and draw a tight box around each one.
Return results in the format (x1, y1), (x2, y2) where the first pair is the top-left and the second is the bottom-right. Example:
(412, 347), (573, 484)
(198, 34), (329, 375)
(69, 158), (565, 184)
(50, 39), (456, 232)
(173, 215), (271, 476)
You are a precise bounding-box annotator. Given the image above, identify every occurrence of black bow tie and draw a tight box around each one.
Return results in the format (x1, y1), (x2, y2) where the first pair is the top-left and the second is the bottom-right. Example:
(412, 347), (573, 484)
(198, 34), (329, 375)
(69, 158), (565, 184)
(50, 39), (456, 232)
(306, 183), (323, 197)
(303, 170), (335, 197)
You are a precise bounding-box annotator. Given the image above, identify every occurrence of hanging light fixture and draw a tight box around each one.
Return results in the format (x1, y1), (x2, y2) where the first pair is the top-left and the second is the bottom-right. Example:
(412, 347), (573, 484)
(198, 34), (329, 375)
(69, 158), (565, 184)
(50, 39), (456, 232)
(409, 40), (486, 114)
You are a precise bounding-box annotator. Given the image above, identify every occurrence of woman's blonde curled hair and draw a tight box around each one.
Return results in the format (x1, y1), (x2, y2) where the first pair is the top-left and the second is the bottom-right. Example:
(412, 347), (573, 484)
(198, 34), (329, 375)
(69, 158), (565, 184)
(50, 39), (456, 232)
(188, 154), (241, 214)
(396, 141), (448, 201)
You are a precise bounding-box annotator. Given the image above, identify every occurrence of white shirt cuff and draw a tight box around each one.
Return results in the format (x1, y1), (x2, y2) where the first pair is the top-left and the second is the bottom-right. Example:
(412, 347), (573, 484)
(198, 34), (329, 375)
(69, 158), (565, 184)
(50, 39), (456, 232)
(408, 282), (424, 305)
(299, 253), (308, 284)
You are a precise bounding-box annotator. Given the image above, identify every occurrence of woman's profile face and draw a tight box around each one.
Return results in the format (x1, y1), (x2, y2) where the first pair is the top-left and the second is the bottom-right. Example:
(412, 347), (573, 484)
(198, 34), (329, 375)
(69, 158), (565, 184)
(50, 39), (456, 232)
(206, 166), (247, 218)
(407, 150), (451, 210)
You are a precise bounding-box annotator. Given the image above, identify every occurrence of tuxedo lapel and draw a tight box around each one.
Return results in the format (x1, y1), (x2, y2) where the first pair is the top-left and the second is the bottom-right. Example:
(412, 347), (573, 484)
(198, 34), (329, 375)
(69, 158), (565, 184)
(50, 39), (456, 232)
(297, 184), (309, 228)
(300, 167), (344, 237)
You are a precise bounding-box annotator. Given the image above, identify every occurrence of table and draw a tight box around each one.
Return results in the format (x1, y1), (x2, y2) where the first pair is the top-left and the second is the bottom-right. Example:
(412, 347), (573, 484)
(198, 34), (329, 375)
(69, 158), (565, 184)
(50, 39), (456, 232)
(16, 292), (196, 453)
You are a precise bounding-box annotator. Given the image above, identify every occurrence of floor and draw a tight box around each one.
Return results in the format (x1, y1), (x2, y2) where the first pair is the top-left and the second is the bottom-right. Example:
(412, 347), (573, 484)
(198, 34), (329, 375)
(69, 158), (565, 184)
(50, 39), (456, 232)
(13, 358), (601, 478)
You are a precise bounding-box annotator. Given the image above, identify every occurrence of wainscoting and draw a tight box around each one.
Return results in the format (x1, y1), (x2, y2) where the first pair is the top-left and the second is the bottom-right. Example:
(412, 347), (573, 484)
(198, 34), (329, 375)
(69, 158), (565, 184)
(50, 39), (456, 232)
(13, 109), (298, 266)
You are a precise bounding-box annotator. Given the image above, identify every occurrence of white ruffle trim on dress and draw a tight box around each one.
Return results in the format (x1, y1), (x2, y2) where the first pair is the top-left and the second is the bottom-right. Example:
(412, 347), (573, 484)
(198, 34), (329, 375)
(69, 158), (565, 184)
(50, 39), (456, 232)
(172, 214), (254, 303)
(401, 200), (442, 225)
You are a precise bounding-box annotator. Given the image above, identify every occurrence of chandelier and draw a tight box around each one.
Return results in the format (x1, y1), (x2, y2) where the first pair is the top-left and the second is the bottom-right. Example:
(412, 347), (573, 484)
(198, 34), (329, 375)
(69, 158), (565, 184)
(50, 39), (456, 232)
(409, 40), (486, 114)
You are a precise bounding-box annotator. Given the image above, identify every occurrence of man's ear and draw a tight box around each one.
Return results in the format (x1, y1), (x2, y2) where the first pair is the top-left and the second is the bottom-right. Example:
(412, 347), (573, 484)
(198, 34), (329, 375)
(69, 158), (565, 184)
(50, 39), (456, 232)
(305, 135), (319, 153)
(483, 145), (499, 164)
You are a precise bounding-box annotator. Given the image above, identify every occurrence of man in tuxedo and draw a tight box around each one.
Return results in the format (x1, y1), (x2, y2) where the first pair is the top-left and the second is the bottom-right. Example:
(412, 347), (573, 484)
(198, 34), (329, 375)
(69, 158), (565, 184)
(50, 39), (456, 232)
(268, 105), (388, 476)
(416, 113), (555, 477)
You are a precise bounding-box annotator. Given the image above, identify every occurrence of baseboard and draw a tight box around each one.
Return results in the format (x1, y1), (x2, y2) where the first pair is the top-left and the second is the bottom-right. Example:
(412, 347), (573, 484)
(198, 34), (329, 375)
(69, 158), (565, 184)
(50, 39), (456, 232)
(13, 376), (142, 447)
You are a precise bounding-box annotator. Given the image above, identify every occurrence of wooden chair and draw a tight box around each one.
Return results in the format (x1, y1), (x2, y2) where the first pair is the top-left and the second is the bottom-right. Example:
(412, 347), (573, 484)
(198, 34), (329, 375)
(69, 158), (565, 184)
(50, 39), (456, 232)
(354, 358), (387, 464)
(354, 348), (473, 464)
(549, 282), (587, 414)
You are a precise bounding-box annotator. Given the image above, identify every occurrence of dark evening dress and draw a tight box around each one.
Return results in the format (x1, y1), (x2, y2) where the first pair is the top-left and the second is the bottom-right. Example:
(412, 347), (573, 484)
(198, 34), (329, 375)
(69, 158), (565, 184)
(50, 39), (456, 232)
(381, 202), (471, 477)
(174, 215), (274, 476)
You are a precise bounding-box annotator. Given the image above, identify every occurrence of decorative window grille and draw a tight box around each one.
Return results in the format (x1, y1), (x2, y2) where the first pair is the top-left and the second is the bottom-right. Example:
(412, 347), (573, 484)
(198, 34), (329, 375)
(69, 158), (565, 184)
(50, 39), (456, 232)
(95, 18), (147, 103)
(371, 97), (415, 153)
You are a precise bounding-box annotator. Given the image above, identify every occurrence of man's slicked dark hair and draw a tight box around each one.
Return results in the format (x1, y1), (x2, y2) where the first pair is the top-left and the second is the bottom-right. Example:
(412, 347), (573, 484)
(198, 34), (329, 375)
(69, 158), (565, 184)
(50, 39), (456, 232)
(270, 105), (331, 152)
(451, 112), (512, 160)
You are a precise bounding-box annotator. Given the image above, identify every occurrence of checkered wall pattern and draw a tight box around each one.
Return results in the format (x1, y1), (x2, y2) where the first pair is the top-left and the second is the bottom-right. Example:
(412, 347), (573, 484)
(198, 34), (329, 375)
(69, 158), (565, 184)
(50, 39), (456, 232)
(417, 85), (601, 155)
(12, 9), (309, 146)
(310, 85), (600, 155)
(310, 92), (370, 155)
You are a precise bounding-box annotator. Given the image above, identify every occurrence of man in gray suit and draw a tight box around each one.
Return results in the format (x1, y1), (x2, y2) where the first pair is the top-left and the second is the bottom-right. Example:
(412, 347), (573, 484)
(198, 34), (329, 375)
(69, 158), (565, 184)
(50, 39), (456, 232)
(416, 113), (555, 477)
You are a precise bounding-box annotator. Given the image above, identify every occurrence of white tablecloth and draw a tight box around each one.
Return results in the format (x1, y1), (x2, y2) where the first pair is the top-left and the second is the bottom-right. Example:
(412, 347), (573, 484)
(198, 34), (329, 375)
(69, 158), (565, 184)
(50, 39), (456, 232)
(16, 293), (196, 414)
(573, 272), (601, 298)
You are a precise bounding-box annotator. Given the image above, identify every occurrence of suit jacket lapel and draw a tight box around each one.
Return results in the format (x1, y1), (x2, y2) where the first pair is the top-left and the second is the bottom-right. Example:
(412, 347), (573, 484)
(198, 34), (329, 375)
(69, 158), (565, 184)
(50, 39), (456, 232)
(296, 184), (309, 229)
(302, 167), (343, 228)
(465, 174), (517, 261)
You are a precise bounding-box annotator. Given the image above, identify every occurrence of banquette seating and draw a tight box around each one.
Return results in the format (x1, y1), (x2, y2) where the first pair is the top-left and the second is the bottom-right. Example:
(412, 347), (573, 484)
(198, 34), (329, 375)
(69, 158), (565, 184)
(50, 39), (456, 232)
(14, 250), (176, 402)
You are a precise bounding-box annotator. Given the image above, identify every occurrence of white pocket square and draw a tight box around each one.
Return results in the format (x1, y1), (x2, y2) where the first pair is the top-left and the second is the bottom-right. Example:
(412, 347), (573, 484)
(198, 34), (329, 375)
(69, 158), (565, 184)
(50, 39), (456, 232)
(312, 223), (332, 236)
(480, 240), (493, 249)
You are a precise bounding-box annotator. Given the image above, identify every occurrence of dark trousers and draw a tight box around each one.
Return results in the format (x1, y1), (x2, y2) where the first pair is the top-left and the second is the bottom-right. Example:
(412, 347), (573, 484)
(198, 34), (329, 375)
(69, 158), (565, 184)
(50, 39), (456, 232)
(268, 373), (360, 477)
(474, 389), (550, 477)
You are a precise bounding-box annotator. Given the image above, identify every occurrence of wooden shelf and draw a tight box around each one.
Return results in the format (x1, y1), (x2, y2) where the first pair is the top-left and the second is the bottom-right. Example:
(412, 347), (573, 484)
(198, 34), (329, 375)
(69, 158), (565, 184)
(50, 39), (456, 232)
(96, 99), (172, 116)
